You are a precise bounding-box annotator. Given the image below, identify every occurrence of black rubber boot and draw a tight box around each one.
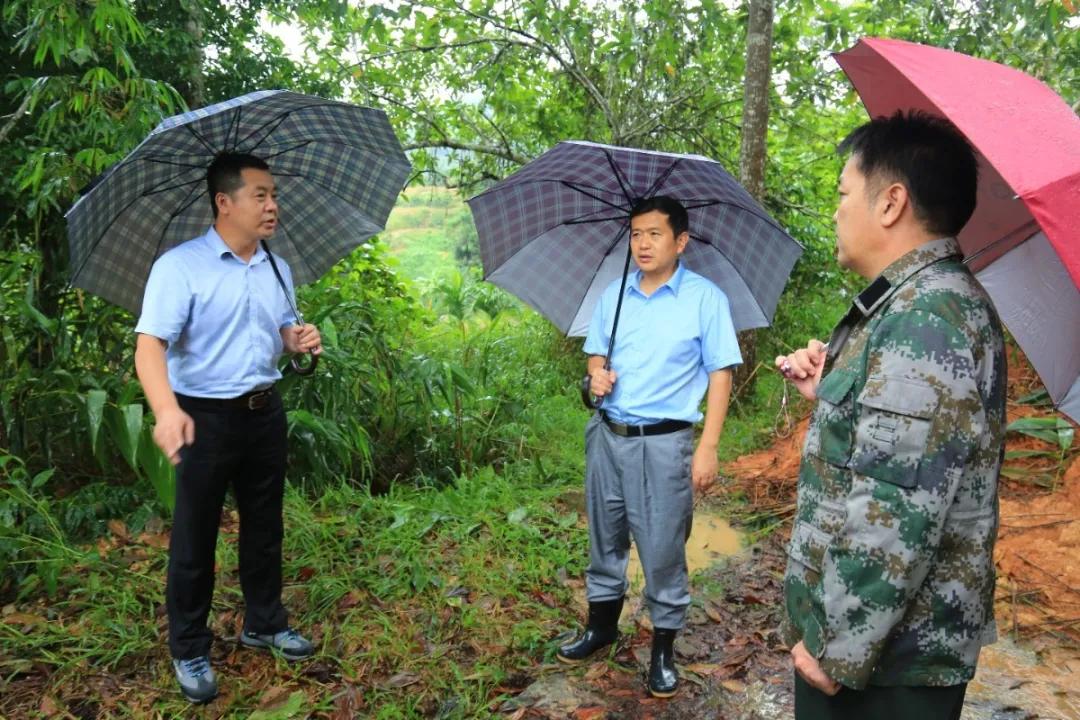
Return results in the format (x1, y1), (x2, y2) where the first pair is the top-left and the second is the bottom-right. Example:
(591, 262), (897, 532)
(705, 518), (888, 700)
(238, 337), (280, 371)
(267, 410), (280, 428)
(648, 627), (679, 698)
(556, 597), (624, 664)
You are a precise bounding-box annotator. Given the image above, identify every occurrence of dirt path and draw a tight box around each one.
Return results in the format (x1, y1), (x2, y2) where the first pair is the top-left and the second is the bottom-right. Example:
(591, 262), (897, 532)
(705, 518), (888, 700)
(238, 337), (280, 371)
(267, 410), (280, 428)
(507, 529), (1080, 719)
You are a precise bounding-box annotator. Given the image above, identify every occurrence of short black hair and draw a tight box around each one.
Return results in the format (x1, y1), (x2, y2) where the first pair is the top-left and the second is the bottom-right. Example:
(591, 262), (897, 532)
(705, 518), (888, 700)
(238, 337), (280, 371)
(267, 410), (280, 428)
(838, 111), (978, 237)
(206, 152), (271, 217)
(629, 195), (689, 237)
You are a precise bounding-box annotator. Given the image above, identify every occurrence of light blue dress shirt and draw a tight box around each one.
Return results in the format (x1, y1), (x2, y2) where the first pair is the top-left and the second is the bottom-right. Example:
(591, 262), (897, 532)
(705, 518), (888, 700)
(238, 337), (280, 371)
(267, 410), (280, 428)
(134, 226), (296, 398)
(584, 263), (742, 425)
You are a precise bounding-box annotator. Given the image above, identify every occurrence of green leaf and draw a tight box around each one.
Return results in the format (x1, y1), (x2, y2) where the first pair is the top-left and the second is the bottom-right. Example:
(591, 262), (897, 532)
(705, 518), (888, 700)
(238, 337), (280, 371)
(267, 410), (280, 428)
(30, 468), (55, 490)
(86, 389), (107, 454)
(1007, 416), (1074, 450)
(246, 691), (307, 720)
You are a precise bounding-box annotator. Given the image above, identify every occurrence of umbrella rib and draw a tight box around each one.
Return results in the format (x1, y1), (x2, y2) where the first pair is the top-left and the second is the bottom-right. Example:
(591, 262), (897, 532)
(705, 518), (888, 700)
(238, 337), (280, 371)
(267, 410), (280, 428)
(561, 181), (629, 213)
(603, 149), (635, 203)
(564, 215), (629, 226)
(143, 156), (212, 170)
(268, 168), (388, 225)
(245, 112), (292, 154)
(184, 124), (219, 156)
(640, 158), (682, 199)
(683, 200), (724, 210)
(142, 175), (205, 197)
(261, 141), (313, 161)
(239, 102), (358, 153)
(70, 175), (205, 290)
(232, 106), (243, 152)
(687, 231), (770, 324)
(274, 215), (320, 288)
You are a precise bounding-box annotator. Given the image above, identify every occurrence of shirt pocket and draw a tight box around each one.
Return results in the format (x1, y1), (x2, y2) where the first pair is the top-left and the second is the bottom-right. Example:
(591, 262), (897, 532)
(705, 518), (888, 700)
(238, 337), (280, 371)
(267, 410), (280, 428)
(803, 369), (857, 467)
(851, 377), (940, 489)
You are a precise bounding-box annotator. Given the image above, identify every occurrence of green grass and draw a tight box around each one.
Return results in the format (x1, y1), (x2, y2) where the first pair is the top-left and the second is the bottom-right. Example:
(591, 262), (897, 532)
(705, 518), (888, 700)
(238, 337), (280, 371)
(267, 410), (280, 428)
(383, 187), (473, 281)
(1, 465), (592, 717)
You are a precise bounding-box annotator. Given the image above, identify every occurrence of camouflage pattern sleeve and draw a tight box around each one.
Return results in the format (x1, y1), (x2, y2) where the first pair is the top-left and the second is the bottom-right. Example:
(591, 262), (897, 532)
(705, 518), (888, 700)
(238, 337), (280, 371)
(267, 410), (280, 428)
(804, 308), (988, 689)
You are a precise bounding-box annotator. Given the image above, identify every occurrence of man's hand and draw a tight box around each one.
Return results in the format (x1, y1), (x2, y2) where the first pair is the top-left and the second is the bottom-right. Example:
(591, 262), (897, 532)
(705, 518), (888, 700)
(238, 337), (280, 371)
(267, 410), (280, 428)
(775, 339), (827, 401)
(282, 323), (322, 355)
(589, 366), (617, 397)
(691, 441), (718, 494)
(791, 641), (841, 696)
(152, 406), (195, 466)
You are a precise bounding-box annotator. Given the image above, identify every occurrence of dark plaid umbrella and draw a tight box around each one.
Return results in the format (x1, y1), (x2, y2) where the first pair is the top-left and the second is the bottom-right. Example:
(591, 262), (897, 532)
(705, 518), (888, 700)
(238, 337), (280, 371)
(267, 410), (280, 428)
(467, 141), (802, 338)
(65, 90), (411, 315)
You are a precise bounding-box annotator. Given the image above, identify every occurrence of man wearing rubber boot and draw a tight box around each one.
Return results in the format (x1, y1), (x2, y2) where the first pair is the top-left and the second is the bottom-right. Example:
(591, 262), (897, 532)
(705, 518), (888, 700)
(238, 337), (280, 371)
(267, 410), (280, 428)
(775, 112), (1006, 719)
(556, 196), (741, 698)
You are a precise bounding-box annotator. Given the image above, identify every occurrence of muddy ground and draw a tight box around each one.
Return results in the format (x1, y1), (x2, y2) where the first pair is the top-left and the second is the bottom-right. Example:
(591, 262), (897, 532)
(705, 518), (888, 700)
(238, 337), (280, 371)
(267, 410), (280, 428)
(506, 355), (1080, 719)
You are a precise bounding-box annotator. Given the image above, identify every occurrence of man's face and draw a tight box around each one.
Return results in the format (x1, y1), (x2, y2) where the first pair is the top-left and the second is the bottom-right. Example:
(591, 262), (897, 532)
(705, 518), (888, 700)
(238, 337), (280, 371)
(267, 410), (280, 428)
(218, 168), (278, 240)
(629, 209), (688, 277)
(833, 156), (880, 278)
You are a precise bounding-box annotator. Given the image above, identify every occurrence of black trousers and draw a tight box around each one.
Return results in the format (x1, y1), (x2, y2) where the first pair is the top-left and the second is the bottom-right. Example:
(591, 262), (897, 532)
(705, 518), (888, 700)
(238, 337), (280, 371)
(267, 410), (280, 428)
(795, 672), (967, 720)
(167, 390), (289, 660)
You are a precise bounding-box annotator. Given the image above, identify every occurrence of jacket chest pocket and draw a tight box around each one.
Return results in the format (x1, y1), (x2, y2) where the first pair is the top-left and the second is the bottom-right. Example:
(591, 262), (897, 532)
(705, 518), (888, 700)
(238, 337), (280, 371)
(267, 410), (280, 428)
(850, 377), (940, 489)
(803, 369), (857, 468)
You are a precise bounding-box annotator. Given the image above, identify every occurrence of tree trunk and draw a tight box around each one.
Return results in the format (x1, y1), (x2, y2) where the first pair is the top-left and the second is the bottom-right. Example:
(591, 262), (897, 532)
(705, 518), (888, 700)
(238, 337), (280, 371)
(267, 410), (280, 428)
(183, 2), (206, 109)
(734, 0), (774, 396)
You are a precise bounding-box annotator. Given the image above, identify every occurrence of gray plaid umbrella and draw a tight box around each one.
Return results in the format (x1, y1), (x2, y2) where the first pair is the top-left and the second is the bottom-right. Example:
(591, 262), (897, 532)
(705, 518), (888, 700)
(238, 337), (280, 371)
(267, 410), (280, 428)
(65, 89), (411, 314)
(467, 141), (802, 338)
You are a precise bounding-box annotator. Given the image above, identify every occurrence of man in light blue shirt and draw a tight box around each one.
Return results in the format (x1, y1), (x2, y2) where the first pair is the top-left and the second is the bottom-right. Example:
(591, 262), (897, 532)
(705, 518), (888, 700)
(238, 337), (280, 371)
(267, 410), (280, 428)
(555, 196), (740, 699)
(134, 153), (321, 704)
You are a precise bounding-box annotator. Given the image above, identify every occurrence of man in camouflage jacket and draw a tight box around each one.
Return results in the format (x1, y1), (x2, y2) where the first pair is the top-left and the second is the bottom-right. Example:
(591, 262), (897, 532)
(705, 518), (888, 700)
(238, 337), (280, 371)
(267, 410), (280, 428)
(775, 111), (1006, 719)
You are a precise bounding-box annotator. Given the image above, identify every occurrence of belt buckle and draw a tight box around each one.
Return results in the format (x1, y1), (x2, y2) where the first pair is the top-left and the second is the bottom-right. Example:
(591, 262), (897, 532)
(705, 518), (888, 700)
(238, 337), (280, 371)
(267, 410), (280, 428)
(246, 390), (269, 410)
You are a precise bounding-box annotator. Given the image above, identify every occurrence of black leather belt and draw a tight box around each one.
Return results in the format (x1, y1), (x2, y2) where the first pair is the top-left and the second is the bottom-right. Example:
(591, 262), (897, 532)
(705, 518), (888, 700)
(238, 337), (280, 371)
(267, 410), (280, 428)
(177, 387), (277, 411)
(601, 412), (692, 437)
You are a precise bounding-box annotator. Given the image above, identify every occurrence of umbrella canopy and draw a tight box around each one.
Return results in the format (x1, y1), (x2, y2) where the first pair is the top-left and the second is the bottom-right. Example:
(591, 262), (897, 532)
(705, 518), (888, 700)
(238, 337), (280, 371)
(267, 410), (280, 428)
(467, 141), (803, 337)
(65, 90), (411, 314)
(834, 37), (1080, 423)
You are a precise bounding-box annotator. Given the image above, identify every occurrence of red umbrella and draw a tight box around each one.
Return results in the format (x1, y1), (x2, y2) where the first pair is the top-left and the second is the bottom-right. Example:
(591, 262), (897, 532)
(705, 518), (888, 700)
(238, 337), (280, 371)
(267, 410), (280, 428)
(834, 37), (1080, 422)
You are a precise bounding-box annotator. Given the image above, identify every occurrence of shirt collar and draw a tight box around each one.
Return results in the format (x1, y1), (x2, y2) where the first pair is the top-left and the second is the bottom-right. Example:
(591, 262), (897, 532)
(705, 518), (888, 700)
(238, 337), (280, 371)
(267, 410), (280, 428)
(853, 237), (961, 316)
(205, 225), (267, 264)
(627, 261), (686, 298)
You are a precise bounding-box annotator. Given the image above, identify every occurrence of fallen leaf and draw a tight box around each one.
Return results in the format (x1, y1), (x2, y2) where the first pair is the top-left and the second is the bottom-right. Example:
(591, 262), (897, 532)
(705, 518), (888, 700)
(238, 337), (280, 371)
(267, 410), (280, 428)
(721, 679), (747, 693)
(3, 612), (47, 626)
(385, 672), (421, 688)
(107, 519), (129, 541)
(583, 663), (607, 681)
(337, 590), (365, 611)
(39, 695), (62, 717)
(685, 662), (721, 675)
(258, 685), (292, 709)
(574, 707), (607, 720)
(296, 566), (316, 581)
(705, 604), (724, 623)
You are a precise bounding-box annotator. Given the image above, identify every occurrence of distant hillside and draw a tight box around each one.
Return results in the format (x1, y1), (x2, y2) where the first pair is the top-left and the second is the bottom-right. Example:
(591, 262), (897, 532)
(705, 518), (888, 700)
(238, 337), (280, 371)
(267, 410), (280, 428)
(382, 186), (479, 280)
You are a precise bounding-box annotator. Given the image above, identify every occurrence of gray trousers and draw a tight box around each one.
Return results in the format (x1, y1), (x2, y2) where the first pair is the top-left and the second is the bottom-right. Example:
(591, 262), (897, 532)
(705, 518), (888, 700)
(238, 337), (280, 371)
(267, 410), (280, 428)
(584, 413), (695, 630)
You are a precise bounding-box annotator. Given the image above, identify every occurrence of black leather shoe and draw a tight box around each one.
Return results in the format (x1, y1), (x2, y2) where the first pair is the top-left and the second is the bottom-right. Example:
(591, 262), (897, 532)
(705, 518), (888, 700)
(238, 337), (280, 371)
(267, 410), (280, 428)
(556, 597), (624, 664)
(648, 627), (679, 697)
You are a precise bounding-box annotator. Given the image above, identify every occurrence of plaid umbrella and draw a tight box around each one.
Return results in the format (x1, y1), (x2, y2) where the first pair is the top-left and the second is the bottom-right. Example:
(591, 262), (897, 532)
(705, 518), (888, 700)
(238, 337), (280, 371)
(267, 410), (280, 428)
(467, 141), (802, 338)
(65, 90), (411, 315)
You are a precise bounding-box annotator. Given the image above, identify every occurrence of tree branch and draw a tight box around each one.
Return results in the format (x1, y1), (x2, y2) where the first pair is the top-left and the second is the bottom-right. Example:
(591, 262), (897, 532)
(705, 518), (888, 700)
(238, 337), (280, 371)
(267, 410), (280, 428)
(403, 140), (527, 165)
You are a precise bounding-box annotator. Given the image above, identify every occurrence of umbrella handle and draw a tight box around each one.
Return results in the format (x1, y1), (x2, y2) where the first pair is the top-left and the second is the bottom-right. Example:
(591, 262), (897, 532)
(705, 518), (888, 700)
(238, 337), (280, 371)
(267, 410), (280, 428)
(290, 351), (319, 376)
(580, 374), (605, 410)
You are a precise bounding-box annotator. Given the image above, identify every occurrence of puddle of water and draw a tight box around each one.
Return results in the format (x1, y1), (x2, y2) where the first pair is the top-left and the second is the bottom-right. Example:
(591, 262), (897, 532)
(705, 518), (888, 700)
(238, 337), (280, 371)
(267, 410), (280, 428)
(626, 512), (742, 590)
(964, 637), (1080, 720)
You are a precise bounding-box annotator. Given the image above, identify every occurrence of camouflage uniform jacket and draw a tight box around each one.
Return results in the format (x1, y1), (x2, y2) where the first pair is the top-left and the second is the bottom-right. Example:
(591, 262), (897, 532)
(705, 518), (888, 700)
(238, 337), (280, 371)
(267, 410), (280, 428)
(781, 237), (1007, 689)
